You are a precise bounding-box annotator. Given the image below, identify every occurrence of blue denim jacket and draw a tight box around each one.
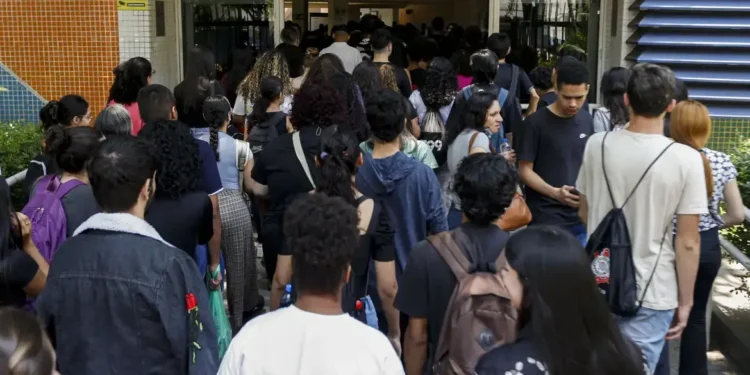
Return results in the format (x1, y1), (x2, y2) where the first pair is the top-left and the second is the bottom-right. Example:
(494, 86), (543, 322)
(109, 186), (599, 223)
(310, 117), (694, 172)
(37, 213), (218, 375)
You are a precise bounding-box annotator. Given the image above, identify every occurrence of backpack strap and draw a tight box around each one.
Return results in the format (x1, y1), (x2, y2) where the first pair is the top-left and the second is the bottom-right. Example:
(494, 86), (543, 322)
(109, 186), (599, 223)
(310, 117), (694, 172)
(468, 131), (496, 154)
(293, 131), (316, 189)
(497, 87), (510, 109)
(49, 176), (85, 199)
(462, 86), (473, 101)
(428, 230), (470, 280)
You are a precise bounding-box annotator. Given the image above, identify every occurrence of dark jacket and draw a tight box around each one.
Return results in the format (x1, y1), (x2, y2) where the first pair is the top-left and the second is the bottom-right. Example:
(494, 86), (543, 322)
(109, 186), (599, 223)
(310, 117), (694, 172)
(37, 213), (219, 375)
(356, 152), (447, 273)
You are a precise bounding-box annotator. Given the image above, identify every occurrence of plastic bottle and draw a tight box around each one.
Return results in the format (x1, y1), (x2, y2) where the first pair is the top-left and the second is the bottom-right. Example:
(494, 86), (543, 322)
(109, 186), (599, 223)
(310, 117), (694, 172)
(499, 138), (512, 155)
(280, 284), (293, 308)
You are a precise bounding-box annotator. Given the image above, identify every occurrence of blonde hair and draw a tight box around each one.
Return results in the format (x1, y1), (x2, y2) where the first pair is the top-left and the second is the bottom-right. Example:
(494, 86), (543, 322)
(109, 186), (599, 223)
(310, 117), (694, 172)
(670, 100), (714, 197)
(378, 64), (399, 93)
(238, 50), (292, 103)
(0, 308), (55, 375)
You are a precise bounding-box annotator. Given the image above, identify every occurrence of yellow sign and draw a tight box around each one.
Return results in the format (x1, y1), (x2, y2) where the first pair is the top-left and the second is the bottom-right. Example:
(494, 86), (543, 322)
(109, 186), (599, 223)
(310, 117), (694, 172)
(117, 1), (148, 11)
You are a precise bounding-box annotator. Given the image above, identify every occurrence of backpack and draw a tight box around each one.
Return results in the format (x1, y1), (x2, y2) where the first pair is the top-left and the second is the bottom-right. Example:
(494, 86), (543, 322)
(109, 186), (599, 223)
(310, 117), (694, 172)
(248, 112), (285, 155)
(22, 175), (84, 262)
(420, 109), (448, 166)
(428, 228), (518, 375)
(586, 132), (675, 317)
(341, 197), (383, 329)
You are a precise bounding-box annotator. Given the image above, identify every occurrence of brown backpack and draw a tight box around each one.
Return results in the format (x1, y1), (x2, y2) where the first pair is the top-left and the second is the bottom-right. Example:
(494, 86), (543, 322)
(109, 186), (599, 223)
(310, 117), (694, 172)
(427, 229), (519, 375)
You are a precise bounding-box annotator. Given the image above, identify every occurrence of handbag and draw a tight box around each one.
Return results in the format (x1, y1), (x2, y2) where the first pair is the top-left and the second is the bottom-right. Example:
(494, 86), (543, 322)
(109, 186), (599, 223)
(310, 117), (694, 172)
(468, 132), (532, 231)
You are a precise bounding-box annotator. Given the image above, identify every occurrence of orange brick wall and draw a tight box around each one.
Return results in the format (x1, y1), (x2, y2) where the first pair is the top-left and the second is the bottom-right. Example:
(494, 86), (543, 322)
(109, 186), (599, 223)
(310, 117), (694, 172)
(0, 0), (120, 116)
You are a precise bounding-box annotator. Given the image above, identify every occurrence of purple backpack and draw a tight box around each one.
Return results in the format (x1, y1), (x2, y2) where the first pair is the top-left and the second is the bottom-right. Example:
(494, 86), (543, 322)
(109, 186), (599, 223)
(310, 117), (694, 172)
(22, 175), (84, 262)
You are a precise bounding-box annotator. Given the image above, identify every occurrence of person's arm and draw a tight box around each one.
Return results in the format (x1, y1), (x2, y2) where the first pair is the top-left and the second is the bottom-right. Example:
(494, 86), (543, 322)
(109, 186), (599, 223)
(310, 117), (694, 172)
(425, 169), (448, 234)
(270, 255), (292, 310)
(371, 204), (400, 353)
(410, 118), (421, 138)
(721, 180), (744, 228)
(249, 152), (270, 197)
(521, 72), (538, 116)
(243, 159), (255, 193)
(232, 94), (248, 132)
(667, 152), (709, 340)
(405, 318), (429, 375)
(208, 195), (222, 287)
(394, 242), (431, 373)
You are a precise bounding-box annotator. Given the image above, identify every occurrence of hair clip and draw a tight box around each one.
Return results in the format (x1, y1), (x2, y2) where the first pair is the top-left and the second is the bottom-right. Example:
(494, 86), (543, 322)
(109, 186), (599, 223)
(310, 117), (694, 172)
(320, 152), (328, 159)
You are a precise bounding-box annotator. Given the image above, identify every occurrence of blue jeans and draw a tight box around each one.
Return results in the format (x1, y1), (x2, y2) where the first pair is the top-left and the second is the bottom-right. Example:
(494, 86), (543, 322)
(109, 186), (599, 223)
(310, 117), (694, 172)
(616, 307), (675, 372)
(568, 224), (587, 247)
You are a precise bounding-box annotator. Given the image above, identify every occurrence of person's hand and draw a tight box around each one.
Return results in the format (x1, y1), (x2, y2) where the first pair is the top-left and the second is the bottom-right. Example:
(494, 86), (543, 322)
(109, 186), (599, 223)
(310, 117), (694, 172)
(15, 212), (32, 241)
(388, 333), (402, 357)
(555, 185), (580, 208)
(208, 263), (222, 290)
(501, 150), (516, 163)
(666, 304), (692, 340)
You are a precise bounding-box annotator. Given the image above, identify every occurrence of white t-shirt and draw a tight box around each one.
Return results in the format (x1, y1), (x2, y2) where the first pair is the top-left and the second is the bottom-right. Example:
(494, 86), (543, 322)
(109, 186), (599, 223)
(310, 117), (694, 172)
(320, 42), (363, 74)
(576, 130), (708, 310)
(217, 305), (404, 375)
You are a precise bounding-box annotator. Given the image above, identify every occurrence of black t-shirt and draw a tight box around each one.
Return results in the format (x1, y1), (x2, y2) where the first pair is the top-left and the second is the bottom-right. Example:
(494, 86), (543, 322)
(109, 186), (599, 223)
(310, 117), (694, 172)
(0, 250), (38, 307)
(251, 127), (321, 256)
(395, 223), (510, 359)
(518, 107), (593, 227)
(494, 63), (533, 100)
(174, 81), (225, 128)
(24, 153), (56, 200)
(275, 43), (305, 78)
(145, 191), (214, 258)
(409, 68), (427, 90)
(61, 185), (98, 237)
(375, 62), (413, 98)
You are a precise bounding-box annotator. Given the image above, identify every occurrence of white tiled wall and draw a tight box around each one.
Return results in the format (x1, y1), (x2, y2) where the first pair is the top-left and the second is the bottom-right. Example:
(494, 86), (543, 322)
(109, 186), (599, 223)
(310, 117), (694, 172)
(117, 0), (181, 90)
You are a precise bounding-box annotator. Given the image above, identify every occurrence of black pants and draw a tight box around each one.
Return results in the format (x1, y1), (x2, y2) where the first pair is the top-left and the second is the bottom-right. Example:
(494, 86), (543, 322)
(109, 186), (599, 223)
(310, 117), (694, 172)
(654, 227), (721, 375)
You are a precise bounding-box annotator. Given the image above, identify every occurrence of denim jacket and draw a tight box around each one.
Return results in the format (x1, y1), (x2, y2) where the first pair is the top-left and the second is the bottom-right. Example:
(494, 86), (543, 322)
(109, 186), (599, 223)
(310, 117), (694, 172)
(37, 213), (219, 375)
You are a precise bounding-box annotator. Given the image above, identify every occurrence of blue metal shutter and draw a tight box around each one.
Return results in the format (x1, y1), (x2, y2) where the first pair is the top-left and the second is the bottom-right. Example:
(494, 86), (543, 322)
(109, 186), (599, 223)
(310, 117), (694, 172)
(627, 0), (750, 118)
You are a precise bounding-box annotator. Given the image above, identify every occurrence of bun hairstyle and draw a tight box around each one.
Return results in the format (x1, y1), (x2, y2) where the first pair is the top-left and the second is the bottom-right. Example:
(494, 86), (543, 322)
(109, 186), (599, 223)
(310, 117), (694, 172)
(0, 308), (56, 375)
(248, 76), (283, 127)
(202, 95), (232, 161)
(317, 126), (362, 207)
(39, 95), (89, 131)
(44, 125), (101, 174)
(108, 57), (152, 105)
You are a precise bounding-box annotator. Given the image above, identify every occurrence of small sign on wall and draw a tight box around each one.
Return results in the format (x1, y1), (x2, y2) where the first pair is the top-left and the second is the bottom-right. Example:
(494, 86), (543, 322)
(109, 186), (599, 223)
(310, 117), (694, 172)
(118, 1), (148, 11)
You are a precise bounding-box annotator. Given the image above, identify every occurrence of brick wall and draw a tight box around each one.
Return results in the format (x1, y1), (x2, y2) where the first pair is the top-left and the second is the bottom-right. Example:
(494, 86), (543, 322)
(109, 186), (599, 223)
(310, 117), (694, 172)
(0, 0), (120, 122)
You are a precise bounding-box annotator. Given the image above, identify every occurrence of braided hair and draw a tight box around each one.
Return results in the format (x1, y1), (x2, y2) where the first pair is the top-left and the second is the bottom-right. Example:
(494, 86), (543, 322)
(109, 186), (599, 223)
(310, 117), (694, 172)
(202, 96), (232, 161)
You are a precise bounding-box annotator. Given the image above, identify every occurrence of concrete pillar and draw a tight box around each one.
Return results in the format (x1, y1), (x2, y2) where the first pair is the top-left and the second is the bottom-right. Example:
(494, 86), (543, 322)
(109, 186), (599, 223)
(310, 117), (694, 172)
(488, 0), (501, 34)
(328, 0), (349, 26)
(349, 5), (361, 21)
(391, 7), (399, 26)
(292, 0), (308, 31)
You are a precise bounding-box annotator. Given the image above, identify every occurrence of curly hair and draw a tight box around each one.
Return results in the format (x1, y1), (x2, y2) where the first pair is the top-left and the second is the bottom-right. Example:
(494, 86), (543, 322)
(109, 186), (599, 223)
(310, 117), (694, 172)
(304, 54), (346, 85)
(378, 64), (399, 93)
(421, 57), (458, 110)
(203, 96), (232, 161)
(108, 57), (152, 105)
(138, 120), (201, 199)
(237, 50), (292, 105)
(352, 61), (383, 104)
(283, 193), (358, 295)
(454, 153), (518, 226)
(291, 80), (347, 130)
(317, 126), (361, 207)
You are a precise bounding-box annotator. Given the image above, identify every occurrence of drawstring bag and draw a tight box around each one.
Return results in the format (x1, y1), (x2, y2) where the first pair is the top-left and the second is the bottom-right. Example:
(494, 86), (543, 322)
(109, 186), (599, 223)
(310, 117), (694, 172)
(420, 109), (448, 166)
(207, 265), (232, 359)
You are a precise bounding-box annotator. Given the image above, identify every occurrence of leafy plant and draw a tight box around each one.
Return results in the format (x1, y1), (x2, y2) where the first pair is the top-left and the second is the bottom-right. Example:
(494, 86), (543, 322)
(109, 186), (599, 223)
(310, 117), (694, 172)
(0, 122), (43, 208)
(721, 138), (750, 297)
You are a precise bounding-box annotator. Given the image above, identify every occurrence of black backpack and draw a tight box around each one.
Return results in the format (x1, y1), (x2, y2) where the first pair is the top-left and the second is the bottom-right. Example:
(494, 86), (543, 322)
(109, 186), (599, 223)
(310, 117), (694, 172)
(586, 132), (675, 317)
(248, 112), (285, 155)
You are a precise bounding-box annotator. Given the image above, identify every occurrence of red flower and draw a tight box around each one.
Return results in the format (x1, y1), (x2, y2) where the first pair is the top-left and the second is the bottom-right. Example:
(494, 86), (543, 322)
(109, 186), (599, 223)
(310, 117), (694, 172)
(185, 293), (197, 311)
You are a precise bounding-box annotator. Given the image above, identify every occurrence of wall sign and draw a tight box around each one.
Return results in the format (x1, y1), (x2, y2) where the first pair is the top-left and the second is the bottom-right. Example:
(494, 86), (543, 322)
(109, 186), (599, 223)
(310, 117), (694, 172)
(117, 1), (148, 11)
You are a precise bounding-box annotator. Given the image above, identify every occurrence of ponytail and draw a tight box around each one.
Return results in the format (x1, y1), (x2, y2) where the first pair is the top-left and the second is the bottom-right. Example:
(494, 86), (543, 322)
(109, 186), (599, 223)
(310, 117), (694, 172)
(317, 126), (361, 206)
(248, 97), (272, 126)
(39, 95), (89, 130)
(249, 76), (284, 127)
(700, 151), (715, 198)
(202, 95), (232, 161)
(39, 101), (60, 131)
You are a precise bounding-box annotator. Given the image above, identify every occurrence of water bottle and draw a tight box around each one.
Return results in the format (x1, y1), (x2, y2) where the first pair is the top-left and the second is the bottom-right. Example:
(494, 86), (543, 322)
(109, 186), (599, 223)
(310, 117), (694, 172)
(499, 138), (512, 155)
(280, 284), (293, 308)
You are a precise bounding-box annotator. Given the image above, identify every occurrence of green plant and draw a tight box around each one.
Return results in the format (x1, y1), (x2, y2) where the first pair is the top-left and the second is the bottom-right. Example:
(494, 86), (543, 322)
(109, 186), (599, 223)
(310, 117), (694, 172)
(0, 122), (43, 208)
(721, 138), (750, 297)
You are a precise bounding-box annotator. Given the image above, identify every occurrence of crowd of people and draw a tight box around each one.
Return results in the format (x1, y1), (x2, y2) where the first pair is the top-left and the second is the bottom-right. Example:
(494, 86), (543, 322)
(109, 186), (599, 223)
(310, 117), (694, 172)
(0, 15), (743, 375)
